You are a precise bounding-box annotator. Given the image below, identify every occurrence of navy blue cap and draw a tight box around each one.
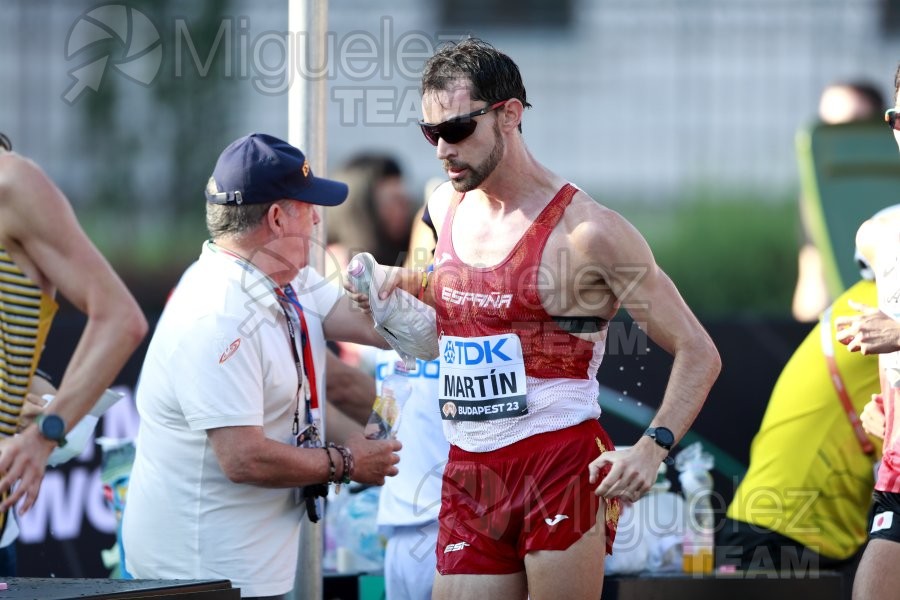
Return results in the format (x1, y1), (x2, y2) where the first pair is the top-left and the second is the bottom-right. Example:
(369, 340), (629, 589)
(205, 133), (348, 207)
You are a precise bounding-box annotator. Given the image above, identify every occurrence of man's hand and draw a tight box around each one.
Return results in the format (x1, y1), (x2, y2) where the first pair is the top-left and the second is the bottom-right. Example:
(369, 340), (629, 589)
(0, 427), (55, 514)
(588, 439), (666, 503)
(861, 394), (886, 440)
(835, 301), (900, 355)
(343, 432), (402, 486)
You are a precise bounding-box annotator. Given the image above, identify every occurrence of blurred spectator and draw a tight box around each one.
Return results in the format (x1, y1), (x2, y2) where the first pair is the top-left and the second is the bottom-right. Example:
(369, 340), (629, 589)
(793, 82), (885, 322)
(326, 153), (415, 273)
(834, 83), (900, 595)
(720, 276), (881, 597)
(722, 207), (900, 600)
(326, 153), (416, 369)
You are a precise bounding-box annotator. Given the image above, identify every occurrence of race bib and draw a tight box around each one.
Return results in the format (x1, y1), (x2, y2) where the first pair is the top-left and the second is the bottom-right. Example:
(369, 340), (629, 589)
(438, 333), (528, 421)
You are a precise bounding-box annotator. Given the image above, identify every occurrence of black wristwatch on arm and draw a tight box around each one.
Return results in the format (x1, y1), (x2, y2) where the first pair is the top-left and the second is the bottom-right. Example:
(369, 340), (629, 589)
(644, 426), (675, 465)
(35, 414), (67, 447)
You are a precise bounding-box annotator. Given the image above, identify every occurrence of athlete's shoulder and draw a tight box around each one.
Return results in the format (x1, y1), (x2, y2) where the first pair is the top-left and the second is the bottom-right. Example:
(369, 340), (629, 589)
(0, 152), (46, 186)
(0, 153), (64, 211)
(565, 188), (633, 239)
(426, 180), (455, 231)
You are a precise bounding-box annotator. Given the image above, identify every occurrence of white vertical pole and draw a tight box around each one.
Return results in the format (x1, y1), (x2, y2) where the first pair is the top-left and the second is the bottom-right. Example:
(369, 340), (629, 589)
(287, 0), (328, 599)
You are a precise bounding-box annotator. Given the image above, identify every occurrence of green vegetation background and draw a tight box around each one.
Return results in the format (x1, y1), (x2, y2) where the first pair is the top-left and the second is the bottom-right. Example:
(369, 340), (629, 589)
(79, 194), (800, 318)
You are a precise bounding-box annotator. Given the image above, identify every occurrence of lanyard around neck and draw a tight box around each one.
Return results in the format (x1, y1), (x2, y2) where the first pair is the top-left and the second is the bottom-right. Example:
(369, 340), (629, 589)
(208, 242), (320, 434)
(277, 284), (320, 435)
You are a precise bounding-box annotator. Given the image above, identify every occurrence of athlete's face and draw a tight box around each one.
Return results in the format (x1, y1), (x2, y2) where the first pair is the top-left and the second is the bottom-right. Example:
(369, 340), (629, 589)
(422, 83), (505, 193)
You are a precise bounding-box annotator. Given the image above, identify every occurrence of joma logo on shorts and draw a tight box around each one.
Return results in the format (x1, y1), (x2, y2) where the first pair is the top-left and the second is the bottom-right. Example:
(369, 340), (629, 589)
(443, 541), (470, 553)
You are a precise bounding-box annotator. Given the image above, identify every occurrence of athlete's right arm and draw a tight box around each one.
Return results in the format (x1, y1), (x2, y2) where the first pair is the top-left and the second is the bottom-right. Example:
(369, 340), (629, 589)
(0, 154), (147, 514)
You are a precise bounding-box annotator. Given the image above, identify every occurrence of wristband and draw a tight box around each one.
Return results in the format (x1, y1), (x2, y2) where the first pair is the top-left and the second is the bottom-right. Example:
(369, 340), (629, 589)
(417, 269), (430, 301)
(323, 446), (337, 484)
(333, 444), (354, 483)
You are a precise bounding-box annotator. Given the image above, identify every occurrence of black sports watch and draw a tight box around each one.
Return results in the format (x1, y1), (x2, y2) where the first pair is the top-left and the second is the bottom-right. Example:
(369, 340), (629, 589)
(35, 414), (67, 447)
(644, 426), (675, 451)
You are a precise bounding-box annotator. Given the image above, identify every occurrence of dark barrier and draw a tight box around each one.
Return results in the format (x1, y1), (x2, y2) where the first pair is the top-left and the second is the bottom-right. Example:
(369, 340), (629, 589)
(16, 313), (811, 578)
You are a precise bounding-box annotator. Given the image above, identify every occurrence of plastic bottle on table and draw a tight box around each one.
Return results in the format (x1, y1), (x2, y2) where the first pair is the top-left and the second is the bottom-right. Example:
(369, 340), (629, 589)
(675, 441), (715, 575)
(365, 361), (412, 440)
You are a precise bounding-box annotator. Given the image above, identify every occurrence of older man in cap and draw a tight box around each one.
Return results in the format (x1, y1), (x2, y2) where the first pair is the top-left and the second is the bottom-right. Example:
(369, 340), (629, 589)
(122, 134), (401, 599)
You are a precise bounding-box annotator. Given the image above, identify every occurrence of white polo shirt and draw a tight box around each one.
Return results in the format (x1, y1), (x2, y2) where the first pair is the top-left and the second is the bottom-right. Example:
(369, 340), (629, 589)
(122, 241), (340, 598)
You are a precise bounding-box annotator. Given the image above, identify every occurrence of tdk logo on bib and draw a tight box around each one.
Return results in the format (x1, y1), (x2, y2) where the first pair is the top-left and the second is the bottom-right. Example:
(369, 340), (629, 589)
(438, 334), (528, 422)
(442, 338), (512, 365)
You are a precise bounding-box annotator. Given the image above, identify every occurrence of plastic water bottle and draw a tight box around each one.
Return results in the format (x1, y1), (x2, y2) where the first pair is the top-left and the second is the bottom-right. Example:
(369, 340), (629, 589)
(346, 256), (372, 296)
(365, 361), (412, 440)
(347, 254), (399, 318)
(676, 442), (715, 575)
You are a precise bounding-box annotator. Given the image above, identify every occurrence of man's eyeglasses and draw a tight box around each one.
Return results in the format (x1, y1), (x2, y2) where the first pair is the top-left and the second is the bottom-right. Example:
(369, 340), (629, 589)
(419, 100), (508, 146)
(885, 109), (900, 131)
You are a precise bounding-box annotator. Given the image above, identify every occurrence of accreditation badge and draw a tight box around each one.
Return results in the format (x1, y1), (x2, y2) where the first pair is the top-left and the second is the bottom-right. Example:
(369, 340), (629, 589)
(438, 333), (528, 421)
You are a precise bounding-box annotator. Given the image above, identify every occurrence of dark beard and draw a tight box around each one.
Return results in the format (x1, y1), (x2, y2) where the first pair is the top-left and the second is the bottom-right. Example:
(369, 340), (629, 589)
(449, 122), (505, 193)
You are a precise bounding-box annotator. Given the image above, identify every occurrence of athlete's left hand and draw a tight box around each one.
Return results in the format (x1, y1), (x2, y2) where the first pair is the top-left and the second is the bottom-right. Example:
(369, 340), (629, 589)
(588, 439), (666, 502)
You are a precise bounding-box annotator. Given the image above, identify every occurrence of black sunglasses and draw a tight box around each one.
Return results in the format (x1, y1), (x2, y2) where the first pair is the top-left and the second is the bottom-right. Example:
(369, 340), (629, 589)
(419, 101), (508, 146)
(887, 109), (900, 132)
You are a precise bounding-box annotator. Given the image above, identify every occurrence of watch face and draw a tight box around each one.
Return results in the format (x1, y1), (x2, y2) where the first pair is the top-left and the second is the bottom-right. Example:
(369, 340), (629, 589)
(647, 427), (674, 449)
(40, 415), (65, 440)
(655, 427), (675, 447)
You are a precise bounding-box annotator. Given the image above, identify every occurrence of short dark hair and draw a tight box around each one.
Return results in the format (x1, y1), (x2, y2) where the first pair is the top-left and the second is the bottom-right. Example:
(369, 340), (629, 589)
(0, 133), (11, 152)
(421, 38), (532, 132)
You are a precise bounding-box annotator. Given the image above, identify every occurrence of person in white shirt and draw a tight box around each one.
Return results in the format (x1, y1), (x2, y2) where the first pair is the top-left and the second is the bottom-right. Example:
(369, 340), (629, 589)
(122, 133), (401, 600)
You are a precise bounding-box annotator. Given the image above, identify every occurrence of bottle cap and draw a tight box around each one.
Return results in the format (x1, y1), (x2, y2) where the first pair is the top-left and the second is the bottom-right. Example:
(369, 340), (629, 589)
(347, 259), (364, 277)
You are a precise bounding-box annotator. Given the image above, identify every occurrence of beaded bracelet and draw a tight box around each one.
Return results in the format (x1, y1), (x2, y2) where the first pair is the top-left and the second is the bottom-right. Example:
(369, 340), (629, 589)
(327, 443), (354, 493)
(323, 446), (337, 484)
(333, 444), (354, 483)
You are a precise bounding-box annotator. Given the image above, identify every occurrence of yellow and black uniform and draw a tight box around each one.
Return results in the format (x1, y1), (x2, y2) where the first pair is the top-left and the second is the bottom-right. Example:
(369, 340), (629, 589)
(0, 246), (56, 532)
(722, 280), (881, 566)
